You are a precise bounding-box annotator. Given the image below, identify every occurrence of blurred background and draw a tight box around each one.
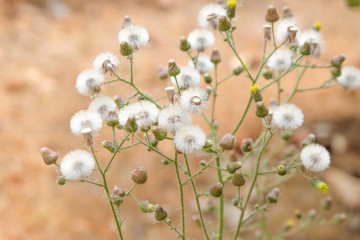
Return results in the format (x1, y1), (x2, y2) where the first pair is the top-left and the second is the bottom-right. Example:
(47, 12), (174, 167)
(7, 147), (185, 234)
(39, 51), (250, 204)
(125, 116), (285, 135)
(1, 0), (360, 239)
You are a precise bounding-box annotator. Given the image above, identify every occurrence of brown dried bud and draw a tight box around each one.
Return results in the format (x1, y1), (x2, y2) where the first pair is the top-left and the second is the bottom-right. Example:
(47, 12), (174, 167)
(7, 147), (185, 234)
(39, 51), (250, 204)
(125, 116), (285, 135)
(131, 166), (147, 184)
(263, 24), (272, 41)
(232, 170), (246, 187)
(219, 133), (237, 150)
(265, 5), (279, 23)
(210, 49), (222, 64)
(287, 26), (298, 44)
(40, 147), (58, 165)
(168, 59), (180, 77)
(154, 205), (168, 221)
(210, 182), (223, 197)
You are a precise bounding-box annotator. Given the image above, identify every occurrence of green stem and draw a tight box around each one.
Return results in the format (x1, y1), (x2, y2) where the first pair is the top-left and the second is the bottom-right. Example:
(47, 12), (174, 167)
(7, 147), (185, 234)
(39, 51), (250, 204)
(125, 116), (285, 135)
(174, 153), (185, 240)
(216, 155), (224, 240)
(104, 133), (131, 173)
(130, 53), (134, 84)
(183, 154), (210, 240)
(164, 219), (184, 238)
(271, 22), (277, 48)
(174, 75), (182, 95)
(80, 179), (104, 187)
(211, 64), (219, 126)
(217, 73), (234, 85)
(90, 146), (124, 240)
(286, 58), (310, 103)
(231, 95), (253, 135)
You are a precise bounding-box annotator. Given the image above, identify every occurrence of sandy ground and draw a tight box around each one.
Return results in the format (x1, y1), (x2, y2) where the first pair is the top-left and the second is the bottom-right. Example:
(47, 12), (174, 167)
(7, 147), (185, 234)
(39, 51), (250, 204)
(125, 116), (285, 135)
(1, 0), (360, 239)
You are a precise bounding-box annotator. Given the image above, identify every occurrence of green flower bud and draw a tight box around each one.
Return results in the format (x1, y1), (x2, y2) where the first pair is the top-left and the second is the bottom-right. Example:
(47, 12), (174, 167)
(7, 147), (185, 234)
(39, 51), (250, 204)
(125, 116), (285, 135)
(199, 160), (207, 167)
(262, 70), (273, 80)
(267, 188), (280, 203)
(227, 0), (237, 18)
(168, 59), (180, 77)
(277, 165), (287, 176)
(140, 200), (155, 213)
(106, 111), (119, 127)
(102, 140), (118, 153)
(330, 54), (346, 68)
(204, 73), (212, 84)
(226, 161), (242, 174)
(179, 36), (191, 51)
(120, 41), (133, 56)
(113, 186), (126, 197)
(57, 176), (66, 185)
(255, 101), (269, 118)
(204, 139), (213, 149)
(114, 95), (129, 109)
(210, 49), (222, 64)
(218, 16), (231, 32)
(40, 147), (58, 165)
(161, 159), (170, 165)
(232, 170), (246, 187)
(294, 209), (302, 220)
(154, 204), (168, 221)
(241, 138), (253, 152)
(131, 166), (147, 184)
(249, 83), (262, 102)
(232, 198), (239, 206)
(151, 126), (167, 141)
(300, 41), (311, 56)
(281, 131), (291, 141)
(125, 117), (138, 132)
(331, 67), (341, 77)
(219, 133), (237, 150)
(301, 133), (316, 147)
(111, 196), (124, 206)
(210, 182), (223, 198)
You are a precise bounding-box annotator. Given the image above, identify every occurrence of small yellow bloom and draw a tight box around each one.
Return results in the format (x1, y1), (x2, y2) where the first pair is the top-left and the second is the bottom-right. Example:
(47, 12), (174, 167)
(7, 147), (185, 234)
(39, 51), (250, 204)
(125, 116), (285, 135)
(227, 0), (237, 8)
(313, 21), (322, 31)
(286, 218), (295, 227)
(249, 83), (259, 94)
(310, 178), (329, 193)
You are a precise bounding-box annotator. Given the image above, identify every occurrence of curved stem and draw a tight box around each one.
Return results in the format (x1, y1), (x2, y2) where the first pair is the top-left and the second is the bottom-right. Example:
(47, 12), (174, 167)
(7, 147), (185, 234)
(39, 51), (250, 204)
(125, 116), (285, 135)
(231, 95), (253, 135)
(174, 153), (185, 240)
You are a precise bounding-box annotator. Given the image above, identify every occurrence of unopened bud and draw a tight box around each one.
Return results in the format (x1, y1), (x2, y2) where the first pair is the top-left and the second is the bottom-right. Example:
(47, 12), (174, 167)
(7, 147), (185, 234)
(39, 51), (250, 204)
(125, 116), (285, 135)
(122, 15), (132, 28)
(265, 5), (279, 23)
(204, 86), (213, 98)
(125, 117), (138, 132)
(332, 213), (346, 223)
(232, 198), (239, 206)
(131, 166), (147, 184)
(232, 170), (246, 187)
(154, 205), (168, 221)
(102, 140), (118, 153)
(120, 41), (133, 56)
(330, 54), (346, 68)
(331, 67), (342, 77)
(204, 139), (213, 148)
(282, 131), (291, 141)
(210, 49), (222, 64)
(113, 186), (126, 197)
(263, 24), (272, 41)
(40, 147), (58, 165)
(204, 73), (212, 84)
(218, 16), (231, 32)
(283, 219), (295, 232)
(233, 66), (243, 75)
(106, 111), (119, 127)
(256, 101), (269, 118)
(249, 83), (262, 102)
(219, 133), (237, 150)
(299, 41), (311, 56)
(114, 95), (129, 109)
(302, 133), (316, 147)
(168, 59), (180, 77)
(179, 36), (191, 51)
(210, 182), (223, 197)
(151, 126), (167, 141)
(140, 200), (155, 213)
(227, 1), (236, 18)
(145, 132), (158, 148)
(322, 196), (332, 210)
(262, 70), (273, 79)
(57, 176), (66, 185)
(111, 196), (124, 206)
(161, 159), (170, 165)
(295, 209), (302, 219)
(157, 66), (168, 80)
(277, 165), (287, 176)
(81, 128), (93, 147)
(199, 160), (207, 167)
(267, 188), (280, 203)
(227, 161), (242, 173)
(241, 138), (253, 152)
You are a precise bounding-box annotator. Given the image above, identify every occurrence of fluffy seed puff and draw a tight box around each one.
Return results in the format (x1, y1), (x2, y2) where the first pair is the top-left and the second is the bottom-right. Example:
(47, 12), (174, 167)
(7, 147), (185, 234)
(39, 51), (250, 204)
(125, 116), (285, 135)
(174, 125), (206, 154)
(171, 66), (201, 89)
(198, 4), (227, 29)
(298, 29), (324, 57)
(180, 88), (210, 114)
(76, 69), (104, 97)
(272, 104), (304, 130)
(158, 104), (192, 133)
(60, 149), (95, 180)
(187, 28), (215, 51)
(276, 17), (299, 44)
(189, 53), (214, 74)
(337, 66), (360, 89)
(266, 49), (293, 71)
(118, 23), (149, 50)
(93, 51), (120, 74)
(118, 101), (159, 130)
(88, 95), (117, 120)
(70, 110), (103, 135)
(301, 144), (330, 172)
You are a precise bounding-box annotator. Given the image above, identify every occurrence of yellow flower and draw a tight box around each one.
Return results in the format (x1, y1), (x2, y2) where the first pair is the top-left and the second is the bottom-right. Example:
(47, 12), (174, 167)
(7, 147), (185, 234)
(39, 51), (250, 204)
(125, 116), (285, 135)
(227, 0), (237, 8)
(249, 83), (259, 94)
(310, 178), (329, 193)
(313, 21), (322, 31)
(286, 219), (295, 227)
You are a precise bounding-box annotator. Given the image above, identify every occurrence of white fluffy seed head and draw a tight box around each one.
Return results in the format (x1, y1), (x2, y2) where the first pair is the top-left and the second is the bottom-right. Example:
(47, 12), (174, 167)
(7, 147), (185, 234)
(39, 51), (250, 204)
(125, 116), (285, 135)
(70, 110), (103, 135)
(171, 66), (201, 89)
(198, 4), (226, 29)
(272, 104), (304, 130)
(266, 49), (293, 71)
(187, 28), (215, 50)
(180, 88), (209, 114)
(189, 53), (214, 74)
(301, 144), (330, 172)
(76, 69), (104, 97)
(276, 17), (299, 43)
(158, 104), (192, 133)
(298, 29), (324, 57)
(118, 101), (158, 130)
(337, 66), (360, 89)
(60, 149), (95, 180)
(118, 23), (149, 50)
(88, 95), (117, 120)
(93, 51), (120, 74)
(174, 125), (206, 154)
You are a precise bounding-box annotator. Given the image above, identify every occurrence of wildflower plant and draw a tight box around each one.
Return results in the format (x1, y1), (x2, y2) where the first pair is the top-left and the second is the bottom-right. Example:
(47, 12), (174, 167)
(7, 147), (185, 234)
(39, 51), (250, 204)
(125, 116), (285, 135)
(41, 1), (359, 239)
